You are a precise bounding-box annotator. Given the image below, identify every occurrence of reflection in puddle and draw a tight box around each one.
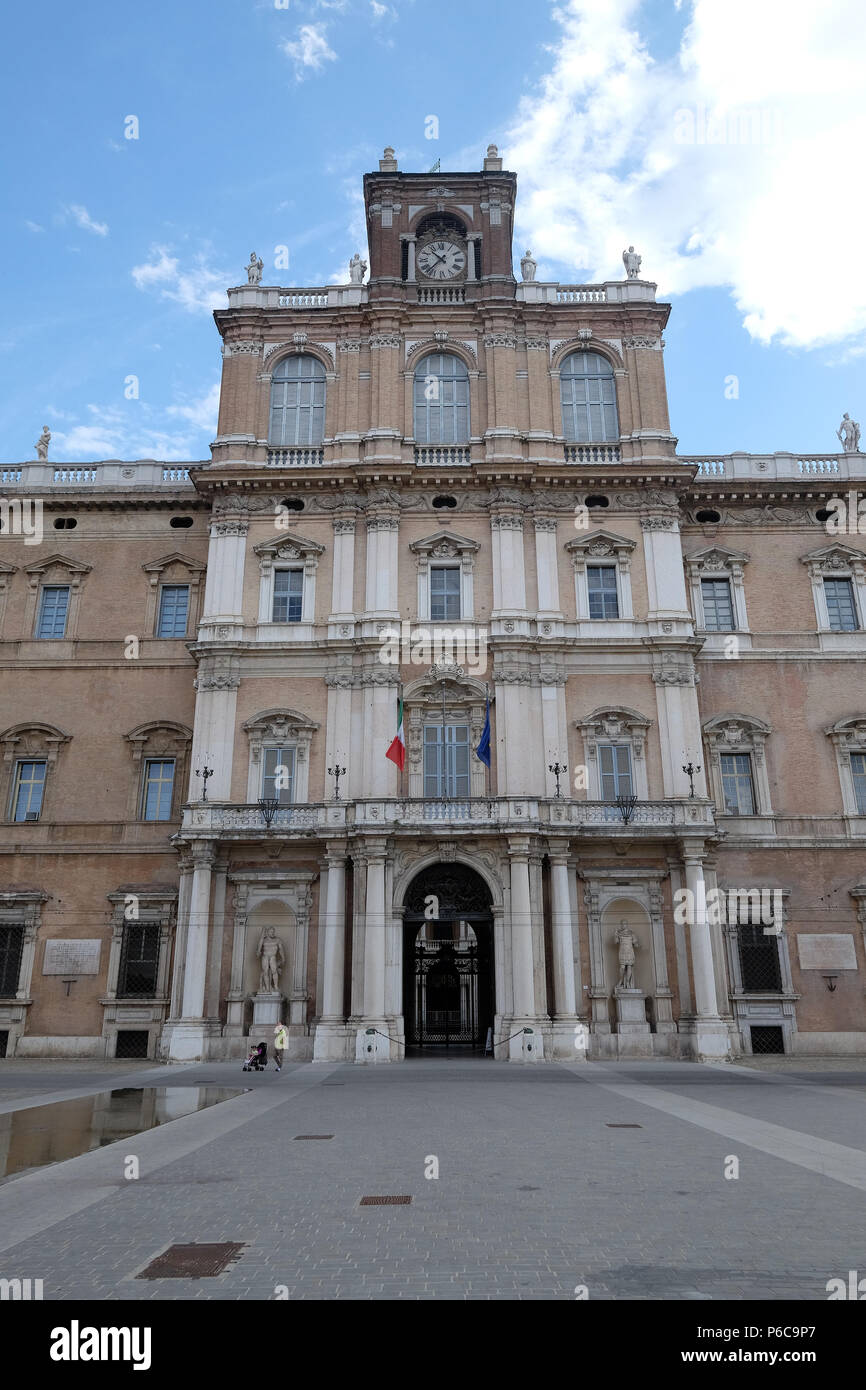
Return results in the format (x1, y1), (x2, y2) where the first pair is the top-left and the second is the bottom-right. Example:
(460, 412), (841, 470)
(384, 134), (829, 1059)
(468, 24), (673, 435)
(0, 1087), (244, 1180)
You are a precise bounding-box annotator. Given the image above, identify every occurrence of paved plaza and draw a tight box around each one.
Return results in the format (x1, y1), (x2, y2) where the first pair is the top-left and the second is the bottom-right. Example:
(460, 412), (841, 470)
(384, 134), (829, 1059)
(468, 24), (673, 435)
(1, 1056), (865, 1300)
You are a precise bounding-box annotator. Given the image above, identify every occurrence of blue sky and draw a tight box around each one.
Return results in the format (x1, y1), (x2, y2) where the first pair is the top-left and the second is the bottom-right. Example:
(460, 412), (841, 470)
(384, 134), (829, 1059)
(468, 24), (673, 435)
(2, 0), (863, 462)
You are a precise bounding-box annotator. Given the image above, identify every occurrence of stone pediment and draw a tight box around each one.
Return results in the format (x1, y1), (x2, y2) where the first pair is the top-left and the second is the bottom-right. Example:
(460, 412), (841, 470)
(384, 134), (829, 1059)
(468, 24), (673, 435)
(142, 553), (206, 575)
(684, 545), (749, 572)
(254, 532), (325, 562)
(243, 709), (320, 742)
(800, 542), (866, 573)
(703, 713), (771, 747)
(564, 529), (636, 560)
(23, 553), (92, 576)
(408, 529), (479, 559)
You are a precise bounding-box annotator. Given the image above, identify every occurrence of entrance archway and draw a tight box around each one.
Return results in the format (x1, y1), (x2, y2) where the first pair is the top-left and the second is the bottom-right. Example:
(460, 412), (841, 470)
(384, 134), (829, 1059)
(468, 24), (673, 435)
(402, 863), (494, 1052)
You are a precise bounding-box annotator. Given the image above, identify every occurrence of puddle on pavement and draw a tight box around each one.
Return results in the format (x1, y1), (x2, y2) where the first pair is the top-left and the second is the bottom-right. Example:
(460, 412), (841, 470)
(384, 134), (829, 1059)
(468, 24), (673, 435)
(0, 1087), (244, 1181)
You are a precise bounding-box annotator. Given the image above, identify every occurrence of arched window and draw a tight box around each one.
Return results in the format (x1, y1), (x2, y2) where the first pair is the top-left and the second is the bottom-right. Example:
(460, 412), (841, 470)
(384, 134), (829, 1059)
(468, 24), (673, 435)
(560, 352), (618, 443)
(413, 353), (469, 445)
(269, 355), (326, 447)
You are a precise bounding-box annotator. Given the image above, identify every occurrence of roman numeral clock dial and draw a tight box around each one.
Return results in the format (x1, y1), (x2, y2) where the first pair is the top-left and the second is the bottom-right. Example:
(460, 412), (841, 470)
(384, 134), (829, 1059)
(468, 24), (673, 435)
(417, 239), (466, 280)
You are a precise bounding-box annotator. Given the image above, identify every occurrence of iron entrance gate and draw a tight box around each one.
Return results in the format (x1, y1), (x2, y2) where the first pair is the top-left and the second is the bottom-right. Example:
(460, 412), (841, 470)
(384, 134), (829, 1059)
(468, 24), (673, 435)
(402, 863), (494, 1052)
(411, 938), (480, 1047)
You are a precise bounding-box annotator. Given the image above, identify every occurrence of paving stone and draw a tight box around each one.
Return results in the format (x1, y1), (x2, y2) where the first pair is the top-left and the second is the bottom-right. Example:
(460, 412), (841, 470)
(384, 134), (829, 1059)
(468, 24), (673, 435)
(0, 1057), (865, 1298)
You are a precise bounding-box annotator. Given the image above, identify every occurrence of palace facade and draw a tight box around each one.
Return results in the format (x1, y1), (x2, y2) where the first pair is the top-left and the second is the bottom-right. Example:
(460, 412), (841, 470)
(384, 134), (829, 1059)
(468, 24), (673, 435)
(2, 145), (865, 1064)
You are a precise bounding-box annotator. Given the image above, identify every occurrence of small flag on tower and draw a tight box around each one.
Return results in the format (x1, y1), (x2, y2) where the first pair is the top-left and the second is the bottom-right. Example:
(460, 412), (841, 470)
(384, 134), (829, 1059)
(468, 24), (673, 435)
(475, 695), (491, 768)
(386, 692), (406, 771)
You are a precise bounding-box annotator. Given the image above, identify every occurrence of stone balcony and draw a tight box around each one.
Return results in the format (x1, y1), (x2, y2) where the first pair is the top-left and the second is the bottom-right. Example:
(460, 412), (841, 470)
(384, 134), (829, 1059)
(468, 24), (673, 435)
(180, 797), (716, 840)
(681, 451), (866, 481)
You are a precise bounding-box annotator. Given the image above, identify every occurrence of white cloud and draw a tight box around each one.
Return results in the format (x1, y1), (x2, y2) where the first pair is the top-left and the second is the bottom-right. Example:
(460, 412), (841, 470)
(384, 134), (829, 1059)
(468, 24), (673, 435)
(65, 203), (109, 237)
(51, 397), (215, 462)
(24, 220), (44, 234)
(166, 382), (221, 433)
(281, 24), (337, 78)
(370, 2), (390, 17)
(504, 0), (866, 349)
(131, 245), (230, 313)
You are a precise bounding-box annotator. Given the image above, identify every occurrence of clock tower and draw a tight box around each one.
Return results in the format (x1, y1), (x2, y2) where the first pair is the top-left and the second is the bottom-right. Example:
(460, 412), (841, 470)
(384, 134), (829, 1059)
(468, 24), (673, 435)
(363, 143), (518, 299)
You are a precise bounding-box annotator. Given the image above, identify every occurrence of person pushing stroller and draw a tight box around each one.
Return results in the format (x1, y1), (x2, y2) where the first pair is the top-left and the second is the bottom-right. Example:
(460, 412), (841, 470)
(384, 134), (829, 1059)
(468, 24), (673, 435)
(242, 1041), (268, 1072)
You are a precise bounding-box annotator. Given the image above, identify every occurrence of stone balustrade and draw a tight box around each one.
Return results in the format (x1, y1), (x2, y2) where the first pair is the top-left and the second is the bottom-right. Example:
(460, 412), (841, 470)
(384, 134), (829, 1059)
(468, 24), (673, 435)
(265, 448), (325, 468)
(516, 280), (658, 304)
(564, 443), (621, 464)
(180, 797), (716, 837)
(414, 445), (471, 466)
(683, 452), (865, 481)
(0, 461), (197, 490)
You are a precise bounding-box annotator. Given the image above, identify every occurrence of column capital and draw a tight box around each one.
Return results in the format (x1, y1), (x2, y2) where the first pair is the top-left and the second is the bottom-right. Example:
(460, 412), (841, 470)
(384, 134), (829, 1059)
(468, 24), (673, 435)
(680, 840), (707, 864)
(546, 841), (572, 865)
(191, 840), (217, 869)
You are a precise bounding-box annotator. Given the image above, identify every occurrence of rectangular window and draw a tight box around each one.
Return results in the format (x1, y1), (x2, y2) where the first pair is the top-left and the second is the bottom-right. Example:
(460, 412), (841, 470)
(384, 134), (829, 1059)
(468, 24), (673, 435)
(12, 761), (47, 821)
(598, 744), (632, 800)
(737, 921), (783, 993)
(701, 578), (735, 631)
(262, 747), (295, 805)
(0, 925), (25, 997)
(587, 566), (619, 620)
(35, 585), (70, 639)
(851, 753), (866, 814)
(142, 760), (175, 821)
(720, 753), (755, 815)
(118, 921), (160, 997)
(824, 578), (858, 631)
(424, 724), (470, 798)
(430, 567), (461, 621)
(157, 585), (190, 638)
(272, 569), (303, 622)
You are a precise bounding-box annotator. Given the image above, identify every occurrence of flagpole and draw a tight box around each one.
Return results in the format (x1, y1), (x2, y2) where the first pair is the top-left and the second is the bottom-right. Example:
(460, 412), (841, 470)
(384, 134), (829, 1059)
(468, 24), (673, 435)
(485, 682), (490, 803)
(400, 682), (405, 801)
(441, 675), (448, 802)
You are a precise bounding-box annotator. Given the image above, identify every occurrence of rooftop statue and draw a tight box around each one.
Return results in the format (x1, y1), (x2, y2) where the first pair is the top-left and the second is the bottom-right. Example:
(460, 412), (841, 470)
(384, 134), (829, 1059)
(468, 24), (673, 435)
(622, 245), (642, 279)
(837, 413), (861, 453)
(348, 252), (367, 285)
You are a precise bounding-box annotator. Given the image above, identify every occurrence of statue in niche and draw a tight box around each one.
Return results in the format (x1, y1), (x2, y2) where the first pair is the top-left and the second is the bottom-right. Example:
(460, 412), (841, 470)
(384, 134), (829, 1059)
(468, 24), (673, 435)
(622, 245), (642, 279)
(613, 921), (639, 989)
(246, 252), (264, 285)
(257, 926), (285, 992)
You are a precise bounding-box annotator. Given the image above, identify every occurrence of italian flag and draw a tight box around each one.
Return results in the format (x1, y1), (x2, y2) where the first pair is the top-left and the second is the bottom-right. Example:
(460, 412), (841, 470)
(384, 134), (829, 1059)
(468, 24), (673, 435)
(385, 693), (406, 771)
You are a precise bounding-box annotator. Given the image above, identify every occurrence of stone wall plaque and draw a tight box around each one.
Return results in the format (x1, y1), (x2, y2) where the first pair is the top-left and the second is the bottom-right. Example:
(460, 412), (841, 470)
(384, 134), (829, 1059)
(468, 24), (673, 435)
(796, 934), (858, 971)
(42, 939), (102, 976)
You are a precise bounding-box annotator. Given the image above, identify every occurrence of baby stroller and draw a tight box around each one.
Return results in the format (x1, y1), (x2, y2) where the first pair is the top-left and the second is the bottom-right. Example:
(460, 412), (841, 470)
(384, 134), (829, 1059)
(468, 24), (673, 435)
(243, 1041), (268, 1072)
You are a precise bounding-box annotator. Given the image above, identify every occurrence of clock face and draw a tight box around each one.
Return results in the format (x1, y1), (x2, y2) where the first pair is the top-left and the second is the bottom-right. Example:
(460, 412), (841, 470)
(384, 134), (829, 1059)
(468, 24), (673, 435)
(417, 239), (466, 280)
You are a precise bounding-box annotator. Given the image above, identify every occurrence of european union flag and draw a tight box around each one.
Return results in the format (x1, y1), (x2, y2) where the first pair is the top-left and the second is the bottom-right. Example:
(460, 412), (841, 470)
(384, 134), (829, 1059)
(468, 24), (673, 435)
(475, 697), (491, 767)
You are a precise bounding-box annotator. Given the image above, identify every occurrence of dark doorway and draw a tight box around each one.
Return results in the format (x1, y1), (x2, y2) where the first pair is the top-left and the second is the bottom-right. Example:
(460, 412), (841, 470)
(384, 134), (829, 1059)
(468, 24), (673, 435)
(403, 863), (494, 1052)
